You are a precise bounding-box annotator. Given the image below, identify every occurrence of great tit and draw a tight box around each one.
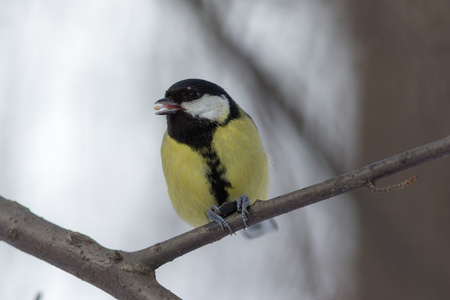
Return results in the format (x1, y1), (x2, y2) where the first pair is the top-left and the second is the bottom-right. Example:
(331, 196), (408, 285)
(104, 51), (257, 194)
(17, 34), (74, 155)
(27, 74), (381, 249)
(155, 79), (275, 236)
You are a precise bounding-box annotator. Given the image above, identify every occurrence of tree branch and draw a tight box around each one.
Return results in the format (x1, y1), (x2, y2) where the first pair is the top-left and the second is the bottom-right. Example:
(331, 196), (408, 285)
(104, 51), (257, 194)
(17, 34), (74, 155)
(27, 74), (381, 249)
(1, 135), (450, 299)
(0, 198), (179, 300)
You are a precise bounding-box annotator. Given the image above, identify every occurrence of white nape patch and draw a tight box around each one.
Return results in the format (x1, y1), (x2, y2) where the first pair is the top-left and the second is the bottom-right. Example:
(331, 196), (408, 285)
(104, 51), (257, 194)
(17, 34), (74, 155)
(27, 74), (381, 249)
(181, 94), (230, 123)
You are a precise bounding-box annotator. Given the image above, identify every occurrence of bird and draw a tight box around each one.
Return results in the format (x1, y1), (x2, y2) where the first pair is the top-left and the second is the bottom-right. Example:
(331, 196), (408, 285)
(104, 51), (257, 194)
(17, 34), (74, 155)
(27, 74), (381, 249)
(154, 79), (276, 237)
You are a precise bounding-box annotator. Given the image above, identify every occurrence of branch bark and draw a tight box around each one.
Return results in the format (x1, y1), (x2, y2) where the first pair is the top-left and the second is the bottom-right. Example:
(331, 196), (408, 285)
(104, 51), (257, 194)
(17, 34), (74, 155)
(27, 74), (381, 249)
(1, 135), (449, 299)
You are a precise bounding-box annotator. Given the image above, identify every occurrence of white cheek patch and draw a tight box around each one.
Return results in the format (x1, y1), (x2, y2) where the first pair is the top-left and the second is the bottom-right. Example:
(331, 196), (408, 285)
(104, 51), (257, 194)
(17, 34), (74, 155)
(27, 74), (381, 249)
(181, 94), (230, 123)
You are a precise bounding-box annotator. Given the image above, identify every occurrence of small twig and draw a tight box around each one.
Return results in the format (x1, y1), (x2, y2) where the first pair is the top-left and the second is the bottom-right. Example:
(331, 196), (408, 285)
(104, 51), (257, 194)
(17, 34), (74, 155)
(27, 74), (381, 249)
(367, 175), (418, 192)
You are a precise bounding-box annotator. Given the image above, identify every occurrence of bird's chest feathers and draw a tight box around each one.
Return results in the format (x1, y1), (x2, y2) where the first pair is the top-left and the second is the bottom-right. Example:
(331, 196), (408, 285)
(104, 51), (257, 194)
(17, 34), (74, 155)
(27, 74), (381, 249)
(161, 130), (233, 207)
(161, 117), (268, 226)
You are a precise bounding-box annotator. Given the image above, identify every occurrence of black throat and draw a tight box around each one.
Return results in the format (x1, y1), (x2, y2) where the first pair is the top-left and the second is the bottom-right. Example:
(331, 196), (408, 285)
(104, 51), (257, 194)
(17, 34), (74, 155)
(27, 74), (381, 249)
(166, 112), (217, 150)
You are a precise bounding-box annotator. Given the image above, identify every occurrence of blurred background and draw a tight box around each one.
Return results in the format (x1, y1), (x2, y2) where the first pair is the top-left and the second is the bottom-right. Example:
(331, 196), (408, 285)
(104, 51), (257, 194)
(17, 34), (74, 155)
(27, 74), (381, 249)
(0, 1), (449, 299)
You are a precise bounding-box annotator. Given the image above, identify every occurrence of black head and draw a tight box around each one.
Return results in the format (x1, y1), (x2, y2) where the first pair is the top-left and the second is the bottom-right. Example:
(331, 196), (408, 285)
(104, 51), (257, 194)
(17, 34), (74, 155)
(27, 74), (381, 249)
(165, 79), (232, 103)
(154, 79), (241, 149)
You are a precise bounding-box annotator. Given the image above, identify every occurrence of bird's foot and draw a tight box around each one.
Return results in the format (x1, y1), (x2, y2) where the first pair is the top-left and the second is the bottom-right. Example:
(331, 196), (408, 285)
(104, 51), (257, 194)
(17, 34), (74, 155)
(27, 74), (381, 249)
(207, 205), (233, 235)
(236, 194), (250, 229)
(207, 195), (250, 234)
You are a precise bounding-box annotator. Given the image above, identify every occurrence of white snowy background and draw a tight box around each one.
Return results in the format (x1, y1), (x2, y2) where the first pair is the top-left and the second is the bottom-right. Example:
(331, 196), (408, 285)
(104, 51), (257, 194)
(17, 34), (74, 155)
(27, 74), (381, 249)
(0, 1), (358, 299)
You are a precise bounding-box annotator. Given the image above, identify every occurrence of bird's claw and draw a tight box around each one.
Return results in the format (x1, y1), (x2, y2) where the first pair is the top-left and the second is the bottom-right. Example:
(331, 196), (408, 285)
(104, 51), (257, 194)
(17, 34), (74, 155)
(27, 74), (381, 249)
(207, 195), (250, 234)
(207, 205), (233, 235)
(237, 195), (250, 229)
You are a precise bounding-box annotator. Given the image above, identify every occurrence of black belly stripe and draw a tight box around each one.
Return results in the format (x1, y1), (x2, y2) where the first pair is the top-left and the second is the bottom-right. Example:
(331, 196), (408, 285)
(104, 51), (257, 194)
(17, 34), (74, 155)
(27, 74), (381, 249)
(200, 146), (232, 206)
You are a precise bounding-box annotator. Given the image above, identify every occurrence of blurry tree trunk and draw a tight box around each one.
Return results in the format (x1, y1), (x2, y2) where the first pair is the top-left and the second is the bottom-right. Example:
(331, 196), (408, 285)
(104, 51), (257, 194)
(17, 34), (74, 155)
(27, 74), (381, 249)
(348, 1), (450, 299)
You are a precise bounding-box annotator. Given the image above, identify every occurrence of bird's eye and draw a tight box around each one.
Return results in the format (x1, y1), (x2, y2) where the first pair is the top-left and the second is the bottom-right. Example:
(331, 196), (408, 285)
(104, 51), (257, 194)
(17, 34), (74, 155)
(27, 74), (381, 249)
(188, 91), (201, 100)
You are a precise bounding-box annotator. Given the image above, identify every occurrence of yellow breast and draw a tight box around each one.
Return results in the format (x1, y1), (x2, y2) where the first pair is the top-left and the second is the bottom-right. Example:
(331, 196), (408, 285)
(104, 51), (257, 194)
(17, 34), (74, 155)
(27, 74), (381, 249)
(161, 110), (269, 227)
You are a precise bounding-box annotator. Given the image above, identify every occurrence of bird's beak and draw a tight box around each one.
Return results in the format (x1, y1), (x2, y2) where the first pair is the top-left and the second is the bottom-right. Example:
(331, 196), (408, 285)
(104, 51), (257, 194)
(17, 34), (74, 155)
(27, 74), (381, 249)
(154, 97), (182, 115)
